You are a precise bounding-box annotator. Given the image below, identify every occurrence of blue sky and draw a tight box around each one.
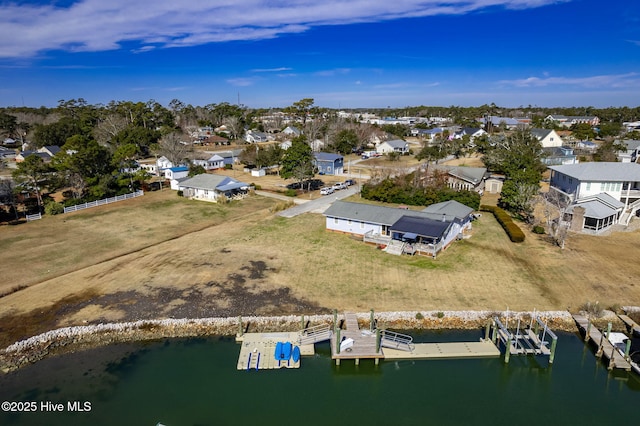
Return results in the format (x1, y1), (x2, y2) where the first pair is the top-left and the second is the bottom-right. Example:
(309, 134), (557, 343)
(0, 0), (639, 109)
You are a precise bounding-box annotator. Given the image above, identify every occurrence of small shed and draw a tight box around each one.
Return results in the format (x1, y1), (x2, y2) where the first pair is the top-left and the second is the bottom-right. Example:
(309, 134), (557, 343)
(485, 175), (505, 194)
(251, 168), (266, 177)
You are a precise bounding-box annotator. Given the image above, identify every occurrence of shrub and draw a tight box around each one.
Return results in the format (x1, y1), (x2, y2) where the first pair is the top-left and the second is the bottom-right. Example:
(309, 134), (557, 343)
(224, 164), (233, 170)
(284, 189), (297, 197)
(415, 312), (424, 320)
(45, 201), (64, 215)
(579, 301), (603, 318)
(532, 225), (545, 234)
(177, 190), (184, 197)
(480, 204), (525, 243)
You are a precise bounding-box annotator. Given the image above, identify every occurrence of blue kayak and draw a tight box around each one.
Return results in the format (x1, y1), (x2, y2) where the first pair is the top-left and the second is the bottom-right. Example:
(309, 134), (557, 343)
(274, 342), (283, 360)
(292, 345), (301, 363)
(281, 342), (292, 360)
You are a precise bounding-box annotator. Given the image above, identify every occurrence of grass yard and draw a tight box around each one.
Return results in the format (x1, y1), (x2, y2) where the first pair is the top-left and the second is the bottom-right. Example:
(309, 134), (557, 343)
(1, 189), (639, 347)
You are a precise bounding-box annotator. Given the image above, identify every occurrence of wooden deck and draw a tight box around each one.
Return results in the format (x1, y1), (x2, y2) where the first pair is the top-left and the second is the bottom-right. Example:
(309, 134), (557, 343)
(330, 313), (384, 365)
(236, 332), (314, 370)
(572, 314), (631, 371)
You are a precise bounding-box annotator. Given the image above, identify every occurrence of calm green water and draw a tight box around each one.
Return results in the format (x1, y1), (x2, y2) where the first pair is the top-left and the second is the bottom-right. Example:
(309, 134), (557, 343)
(1, 330), (639, 426)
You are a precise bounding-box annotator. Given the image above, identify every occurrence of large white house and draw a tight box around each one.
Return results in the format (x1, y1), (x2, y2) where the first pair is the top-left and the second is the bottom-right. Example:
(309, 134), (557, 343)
(549, 162), (640, 233)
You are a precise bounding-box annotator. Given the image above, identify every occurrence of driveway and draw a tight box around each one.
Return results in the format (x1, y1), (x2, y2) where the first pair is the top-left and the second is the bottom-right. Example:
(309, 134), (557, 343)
(276, 186), (358, 218)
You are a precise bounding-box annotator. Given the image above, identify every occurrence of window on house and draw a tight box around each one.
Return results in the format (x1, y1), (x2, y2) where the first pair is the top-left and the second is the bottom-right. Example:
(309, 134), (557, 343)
(348, 220), (352, 225)
(334, 217), (338, 224)
(360, 221), (364, 229)
(586, 182), (591, 191)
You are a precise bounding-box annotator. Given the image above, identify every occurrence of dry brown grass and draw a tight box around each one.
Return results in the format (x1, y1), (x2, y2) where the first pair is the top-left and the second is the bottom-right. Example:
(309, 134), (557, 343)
(1, 189), (640, 346)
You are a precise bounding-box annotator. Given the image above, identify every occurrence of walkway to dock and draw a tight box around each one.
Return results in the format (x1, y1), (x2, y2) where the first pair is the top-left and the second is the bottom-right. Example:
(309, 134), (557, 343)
(572, 314), (631, 371)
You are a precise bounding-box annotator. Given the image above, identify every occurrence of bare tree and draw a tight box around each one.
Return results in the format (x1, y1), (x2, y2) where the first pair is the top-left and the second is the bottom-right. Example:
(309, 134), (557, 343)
(157, 132), (192, 166)
(223, 116), (243, 141)
(537, 190), (571, 249)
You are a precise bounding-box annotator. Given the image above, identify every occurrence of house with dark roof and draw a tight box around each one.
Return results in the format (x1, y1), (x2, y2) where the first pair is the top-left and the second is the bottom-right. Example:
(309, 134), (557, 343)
(530, 128), (563, 148)
(323, 200), (474, 257)
(453, 127), (486, 141)
(15, 150), (52, 163)
(313, 152), (343, 175)
(549, 162), (640, 233)
(178, 174), (249, 202)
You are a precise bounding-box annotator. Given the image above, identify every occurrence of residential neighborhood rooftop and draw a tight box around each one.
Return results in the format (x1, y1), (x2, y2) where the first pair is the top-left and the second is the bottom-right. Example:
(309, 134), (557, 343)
(549, 162), (640, 181)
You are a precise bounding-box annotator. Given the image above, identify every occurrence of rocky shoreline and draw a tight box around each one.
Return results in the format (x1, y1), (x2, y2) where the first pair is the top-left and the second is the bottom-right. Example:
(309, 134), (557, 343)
(0, 309), (634, 373)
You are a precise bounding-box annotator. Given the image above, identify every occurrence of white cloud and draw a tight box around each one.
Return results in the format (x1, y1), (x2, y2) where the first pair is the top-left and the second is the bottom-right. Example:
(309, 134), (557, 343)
(252, 67), (293, 73)
(499, 73), (640, 89)
(314, 68), (351, 77)
(0, 0), (569, 58)
(226, 77), (259, 87)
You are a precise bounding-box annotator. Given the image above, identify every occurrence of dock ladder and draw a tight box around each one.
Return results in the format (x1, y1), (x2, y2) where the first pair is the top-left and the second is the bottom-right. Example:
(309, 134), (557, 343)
(381, 330), (415, 351)
(298, 324), (332, 345)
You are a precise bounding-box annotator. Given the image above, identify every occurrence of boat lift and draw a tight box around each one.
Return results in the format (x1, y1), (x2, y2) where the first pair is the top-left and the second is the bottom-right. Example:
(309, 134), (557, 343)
(488, 311), (558, 364)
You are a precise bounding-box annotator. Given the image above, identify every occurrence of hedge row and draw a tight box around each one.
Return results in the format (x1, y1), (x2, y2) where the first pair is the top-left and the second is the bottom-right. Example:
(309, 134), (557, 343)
(480, 205), (526, 243)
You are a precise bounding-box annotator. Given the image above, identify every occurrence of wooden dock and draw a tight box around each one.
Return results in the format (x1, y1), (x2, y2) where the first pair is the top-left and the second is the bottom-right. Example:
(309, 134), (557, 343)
(330, 313), (384, 365)
(618, 314), (640, 336)
(235, 332), (314, 370)
(572, 314), (631, 371)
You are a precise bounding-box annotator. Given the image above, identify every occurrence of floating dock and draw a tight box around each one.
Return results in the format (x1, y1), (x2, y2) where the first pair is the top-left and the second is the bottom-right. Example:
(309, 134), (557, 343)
(383, 340), (500, 360)
(235, 332), (314, 370)
(572, 314), (632, 371)
(236, 311), (561, 370)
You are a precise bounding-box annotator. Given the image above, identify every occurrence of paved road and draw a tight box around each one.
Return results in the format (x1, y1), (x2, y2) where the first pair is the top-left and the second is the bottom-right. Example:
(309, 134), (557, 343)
(276, 186), (358, 218)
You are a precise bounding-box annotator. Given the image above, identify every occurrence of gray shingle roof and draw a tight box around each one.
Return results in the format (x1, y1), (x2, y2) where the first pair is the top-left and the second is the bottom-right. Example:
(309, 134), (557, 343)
(323, 200), (469, 225)
(568, 193), (624, 219)
(549, 162), (640, 181)
(422, 200), (474, 218)
(178, 174), (247, 191)
(433, 165), (487, 184)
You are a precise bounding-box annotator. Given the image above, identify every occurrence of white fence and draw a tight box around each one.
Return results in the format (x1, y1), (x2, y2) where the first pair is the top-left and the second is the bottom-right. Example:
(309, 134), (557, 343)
(26, 213), (42, 221)
(63, 190), (144, 214)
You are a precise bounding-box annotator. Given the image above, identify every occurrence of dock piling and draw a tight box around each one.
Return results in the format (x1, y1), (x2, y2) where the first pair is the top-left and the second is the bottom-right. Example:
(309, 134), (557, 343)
(549, 336), (558, 364)
(238, 316), (243, 337)
(370, 309), (375, 332)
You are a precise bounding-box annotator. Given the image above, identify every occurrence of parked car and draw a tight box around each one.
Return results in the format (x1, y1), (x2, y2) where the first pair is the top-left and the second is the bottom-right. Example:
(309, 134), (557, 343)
(344, 179), (355, 186)
(332, 182), (347, 190)
(286, 179), (325, 190)
(320, 187), (334, 195)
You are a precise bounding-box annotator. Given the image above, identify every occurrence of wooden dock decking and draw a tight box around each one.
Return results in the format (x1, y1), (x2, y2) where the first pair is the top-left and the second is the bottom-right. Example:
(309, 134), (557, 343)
(618, 314), (640, 336)
(235, 332), (314, 370)
(572, 314), (631, 371)
(331, 313), (384, 365)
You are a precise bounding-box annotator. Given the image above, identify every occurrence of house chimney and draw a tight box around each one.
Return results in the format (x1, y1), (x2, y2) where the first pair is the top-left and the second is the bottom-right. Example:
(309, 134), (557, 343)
(442, 214), (446, 222)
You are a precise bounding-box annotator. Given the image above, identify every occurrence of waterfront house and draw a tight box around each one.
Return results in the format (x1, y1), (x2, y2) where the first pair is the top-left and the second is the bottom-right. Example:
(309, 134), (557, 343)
(549, 162), (640, 233)
(323, 200), (474, 257)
